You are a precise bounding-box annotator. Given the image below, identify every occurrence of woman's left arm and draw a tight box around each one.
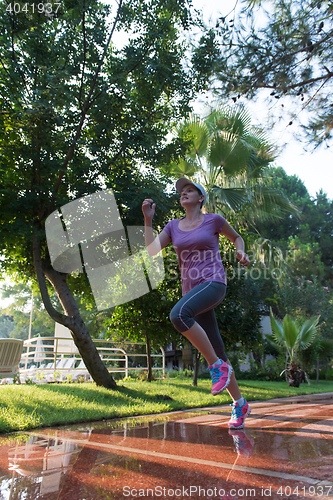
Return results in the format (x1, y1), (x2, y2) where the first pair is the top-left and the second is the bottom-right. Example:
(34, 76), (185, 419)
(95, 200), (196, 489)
(220, 220), (250, 267)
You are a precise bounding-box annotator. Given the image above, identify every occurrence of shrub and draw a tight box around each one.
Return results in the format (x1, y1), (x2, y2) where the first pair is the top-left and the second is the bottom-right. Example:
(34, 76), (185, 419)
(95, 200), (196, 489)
(136, 369), (157, 381)
(166, 368), (193, 379)
(308, 367), (333, 380)
(264, 355), (286, 379)
(236, 355), (286, 381)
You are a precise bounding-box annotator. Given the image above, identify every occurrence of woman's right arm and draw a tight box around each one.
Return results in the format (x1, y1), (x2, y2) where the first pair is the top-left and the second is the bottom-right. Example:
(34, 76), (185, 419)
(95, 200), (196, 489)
(142, 198), (171, 256)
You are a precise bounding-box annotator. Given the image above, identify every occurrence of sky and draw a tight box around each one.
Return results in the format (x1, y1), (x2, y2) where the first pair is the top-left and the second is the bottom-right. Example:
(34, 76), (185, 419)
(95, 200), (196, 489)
(190, 0), (333, 200)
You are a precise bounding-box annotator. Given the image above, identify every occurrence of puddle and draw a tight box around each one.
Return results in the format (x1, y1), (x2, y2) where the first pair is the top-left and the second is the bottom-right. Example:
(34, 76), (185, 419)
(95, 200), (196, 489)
(0, 398), (332, 499)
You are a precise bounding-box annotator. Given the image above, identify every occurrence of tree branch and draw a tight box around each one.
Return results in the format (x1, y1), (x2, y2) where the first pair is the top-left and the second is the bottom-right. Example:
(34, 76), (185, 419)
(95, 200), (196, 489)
(252, 71), (333, 93)
(291, 76), (331, 121)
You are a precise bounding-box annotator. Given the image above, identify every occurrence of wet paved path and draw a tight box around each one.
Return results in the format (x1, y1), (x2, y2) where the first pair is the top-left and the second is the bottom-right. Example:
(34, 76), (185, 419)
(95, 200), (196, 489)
(0, 393), (332, 499)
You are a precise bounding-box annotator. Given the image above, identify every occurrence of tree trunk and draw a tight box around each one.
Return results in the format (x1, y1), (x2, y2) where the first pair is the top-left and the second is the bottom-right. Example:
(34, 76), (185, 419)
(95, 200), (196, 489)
(33, 233), (117, 389)
(287, 362), (305, 387)
(144, 329), (152, 382)
(304, 372), (311, 385)
(252, 350), (261, 369)
(182, 340), (193, 370)
(192, 349), (200, 387)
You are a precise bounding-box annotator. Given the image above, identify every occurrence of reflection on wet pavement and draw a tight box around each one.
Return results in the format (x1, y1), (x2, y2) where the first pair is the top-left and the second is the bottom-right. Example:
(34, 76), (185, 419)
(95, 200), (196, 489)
(0, 394), (333, 499)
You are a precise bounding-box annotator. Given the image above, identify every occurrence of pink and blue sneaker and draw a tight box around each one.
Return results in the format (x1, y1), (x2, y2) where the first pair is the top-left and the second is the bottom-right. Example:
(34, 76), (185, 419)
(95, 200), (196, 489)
(208, 359), (233, 395)
(228, 399), (251, 429)
(228, 428), (254, 457)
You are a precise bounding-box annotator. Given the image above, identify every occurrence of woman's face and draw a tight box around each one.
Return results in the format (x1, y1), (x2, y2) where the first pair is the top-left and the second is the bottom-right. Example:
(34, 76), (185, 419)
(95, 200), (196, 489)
(180, 184), (203, 207)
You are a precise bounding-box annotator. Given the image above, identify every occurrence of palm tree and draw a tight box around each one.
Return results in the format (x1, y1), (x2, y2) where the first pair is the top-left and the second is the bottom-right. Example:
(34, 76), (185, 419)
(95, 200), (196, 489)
(165, 105), (298, 222)
(269, 307), (320, 386)
(164, 105), (299, 274)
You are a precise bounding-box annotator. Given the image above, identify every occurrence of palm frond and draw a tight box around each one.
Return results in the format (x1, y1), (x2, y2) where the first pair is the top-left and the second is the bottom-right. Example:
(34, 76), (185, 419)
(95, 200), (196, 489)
(282, 315), (299, 358)
(298, 315), (320, 350)
(246, 139), (277, 176)
(207, 132), (234, 168)
(269, 308), (287, 347)
(265, 333), (285, 354)
(209, 134), (253, 176)
(164, 158), (199, 177)
(245, 186), (301, 222)
(177, 116), (209, 159)
(211, 186), (250, 213)
(205, 105), (252, 137)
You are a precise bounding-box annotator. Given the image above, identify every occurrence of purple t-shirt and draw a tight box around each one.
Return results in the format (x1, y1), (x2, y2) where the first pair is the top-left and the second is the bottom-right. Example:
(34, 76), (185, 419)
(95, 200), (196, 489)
(162, 213), (227, 295)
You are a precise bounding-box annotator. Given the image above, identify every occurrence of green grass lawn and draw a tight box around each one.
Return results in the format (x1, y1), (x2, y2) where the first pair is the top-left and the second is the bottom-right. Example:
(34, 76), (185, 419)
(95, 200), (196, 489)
(1, 378), (333, 434)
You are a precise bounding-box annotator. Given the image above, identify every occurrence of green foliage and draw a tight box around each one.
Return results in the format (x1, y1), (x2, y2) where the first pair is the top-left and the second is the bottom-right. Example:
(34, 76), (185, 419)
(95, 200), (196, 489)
(0, 283), (56, 339)
(0, 0), (208, 279)
(12, 373), (21, 385)
(287, 236), (325, 282)
(216, 262), (266, 354)
(190, 29), (220, 89)
(165, 368), (193, 378)
(105, 288), (178, 349)
(199, 0), (333, 146)
(308, 367), (333, 381)
(0, 314), (15, 339)
(298, 336), (333, 374)
(302, 191), (333, 282)
(269, 307), (320, 365)
(255, 167), (333, 283)
(253, 167), (310, 243)
(234, 354), (297, 381)
(271, 276), (332, 340)
(0, 281), (107, 340)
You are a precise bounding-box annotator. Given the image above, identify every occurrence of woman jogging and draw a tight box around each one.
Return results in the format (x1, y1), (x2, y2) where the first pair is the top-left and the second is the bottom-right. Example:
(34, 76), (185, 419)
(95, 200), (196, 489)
(142, 177), (251, 429)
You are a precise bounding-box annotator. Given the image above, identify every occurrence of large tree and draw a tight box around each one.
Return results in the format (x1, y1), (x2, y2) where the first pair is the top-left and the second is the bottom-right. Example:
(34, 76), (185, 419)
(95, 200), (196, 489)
(192, 0), (333, 146)
(0, 0), (209, 388)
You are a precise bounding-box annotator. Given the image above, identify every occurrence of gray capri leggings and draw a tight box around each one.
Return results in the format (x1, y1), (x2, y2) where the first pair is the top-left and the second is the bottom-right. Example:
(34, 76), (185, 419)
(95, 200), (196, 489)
(169, 281), (228, 362)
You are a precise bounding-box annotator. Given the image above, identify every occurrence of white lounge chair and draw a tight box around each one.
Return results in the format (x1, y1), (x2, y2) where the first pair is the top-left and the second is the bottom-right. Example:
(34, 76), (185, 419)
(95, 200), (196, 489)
(0, 339), (24, 379)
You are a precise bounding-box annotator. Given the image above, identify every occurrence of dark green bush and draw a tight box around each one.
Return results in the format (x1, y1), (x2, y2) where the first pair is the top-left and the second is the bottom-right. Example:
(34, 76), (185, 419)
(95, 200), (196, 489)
(308, 367), (333, 380)
(235, 355), (286, 381)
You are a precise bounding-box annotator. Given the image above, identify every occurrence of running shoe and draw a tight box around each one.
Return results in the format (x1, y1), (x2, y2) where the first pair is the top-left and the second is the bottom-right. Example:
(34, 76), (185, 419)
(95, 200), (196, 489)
(229, 428), (254, 457)
(228, 399), (251, 429)
(208, 360), (233, 395)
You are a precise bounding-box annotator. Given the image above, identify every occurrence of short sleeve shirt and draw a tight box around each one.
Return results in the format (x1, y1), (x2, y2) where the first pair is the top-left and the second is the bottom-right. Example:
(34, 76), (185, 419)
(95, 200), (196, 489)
(162, 213), (227, 296)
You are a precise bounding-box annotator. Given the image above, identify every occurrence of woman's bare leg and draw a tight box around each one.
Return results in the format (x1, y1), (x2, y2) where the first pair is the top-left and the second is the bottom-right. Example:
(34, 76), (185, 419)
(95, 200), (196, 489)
(225, 360), (242, 401)
(182, 322), (219, 366)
